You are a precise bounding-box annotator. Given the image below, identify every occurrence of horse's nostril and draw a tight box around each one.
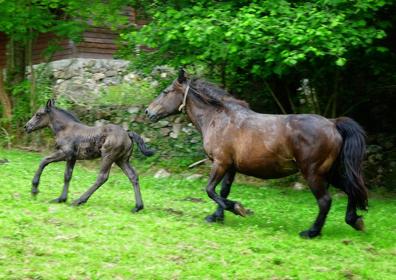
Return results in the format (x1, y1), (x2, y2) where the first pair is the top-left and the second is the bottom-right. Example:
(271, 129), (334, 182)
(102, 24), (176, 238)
(145, 109), (149, 115)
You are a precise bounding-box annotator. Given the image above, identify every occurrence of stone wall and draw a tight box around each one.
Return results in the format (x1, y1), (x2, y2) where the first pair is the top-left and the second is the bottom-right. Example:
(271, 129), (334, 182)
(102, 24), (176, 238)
(30, 58), (204, 159)
(33, 58), (168, 105)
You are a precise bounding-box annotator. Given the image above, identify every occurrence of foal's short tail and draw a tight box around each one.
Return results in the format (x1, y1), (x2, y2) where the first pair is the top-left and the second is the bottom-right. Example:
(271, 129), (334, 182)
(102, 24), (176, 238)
(334, 117), (368, 210)
(128, 131), (155, 157)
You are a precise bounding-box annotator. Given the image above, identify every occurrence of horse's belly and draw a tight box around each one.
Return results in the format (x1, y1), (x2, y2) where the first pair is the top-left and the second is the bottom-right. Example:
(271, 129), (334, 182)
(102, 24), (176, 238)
(76, 145), (101, 160)
(235, 158), (298, 179)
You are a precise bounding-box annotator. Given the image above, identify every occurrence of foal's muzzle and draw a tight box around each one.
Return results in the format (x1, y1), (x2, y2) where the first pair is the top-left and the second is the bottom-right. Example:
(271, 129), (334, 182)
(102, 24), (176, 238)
(24, 124), (32, 133)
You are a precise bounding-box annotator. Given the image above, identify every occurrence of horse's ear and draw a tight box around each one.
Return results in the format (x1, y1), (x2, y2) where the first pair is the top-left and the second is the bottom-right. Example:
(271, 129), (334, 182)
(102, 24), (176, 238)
(45, 99), (55, 111)
(177, 68), (187, 83)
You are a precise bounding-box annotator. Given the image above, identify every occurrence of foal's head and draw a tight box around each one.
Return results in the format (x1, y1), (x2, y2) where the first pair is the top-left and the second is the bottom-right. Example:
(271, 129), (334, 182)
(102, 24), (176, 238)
(145, 69), (189, 121)
(24, 99), (55, 133)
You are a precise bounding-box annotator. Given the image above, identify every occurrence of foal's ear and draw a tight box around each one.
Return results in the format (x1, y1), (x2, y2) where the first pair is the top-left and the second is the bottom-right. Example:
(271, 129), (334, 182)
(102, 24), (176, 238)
(45, 99), (55, 111)
(177, 68), (187, 83)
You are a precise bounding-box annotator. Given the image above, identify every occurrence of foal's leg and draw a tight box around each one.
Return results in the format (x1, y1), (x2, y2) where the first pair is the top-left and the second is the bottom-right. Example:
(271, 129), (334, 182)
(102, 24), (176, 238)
(31, 151), (66, 196)
(71, 159), (113, 206)
(345, 197), (364, 231)
(206, 163), (246, 219)
(51, 158), (76, 203)
(117, 161), (144, 213)
(300, 175), (332, 238)
(206, 168), (236, 222)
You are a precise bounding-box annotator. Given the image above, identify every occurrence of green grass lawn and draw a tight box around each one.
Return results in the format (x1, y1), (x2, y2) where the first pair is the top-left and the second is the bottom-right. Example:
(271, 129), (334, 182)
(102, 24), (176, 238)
(0, 149), (395, 280)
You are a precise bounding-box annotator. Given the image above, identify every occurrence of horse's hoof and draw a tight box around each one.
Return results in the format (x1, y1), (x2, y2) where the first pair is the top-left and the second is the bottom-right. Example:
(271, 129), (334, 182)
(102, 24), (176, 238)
(352, 217), (365, 231)
(299, 230), (321, 239)
(50, 197), (67, 203)
(205, 214), (224, 223)
(31, 189), (39, 197)
(132, 205), (144, 213)
(71, 199), (85, 206)
(233, 202), (247, 217)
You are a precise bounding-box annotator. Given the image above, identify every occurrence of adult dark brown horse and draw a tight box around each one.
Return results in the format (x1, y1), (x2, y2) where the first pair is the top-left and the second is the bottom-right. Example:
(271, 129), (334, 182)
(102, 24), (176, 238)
(146, 69), (368, 238)
(25, 99), (154, 212)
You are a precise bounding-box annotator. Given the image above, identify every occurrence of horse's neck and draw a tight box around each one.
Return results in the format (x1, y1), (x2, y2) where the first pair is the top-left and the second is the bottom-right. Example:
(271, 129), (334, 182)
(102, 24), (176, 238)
(185, 97), (217, 134)
(49, 111), (77, 135)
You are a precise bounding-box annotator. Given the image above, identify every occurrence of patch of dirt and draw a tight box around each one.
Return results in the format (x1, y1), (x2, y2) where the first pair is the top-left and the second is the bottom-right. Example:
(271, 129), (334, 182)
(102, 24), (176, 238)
(163, 208), (184, 216)
(182, 196), (205, 203)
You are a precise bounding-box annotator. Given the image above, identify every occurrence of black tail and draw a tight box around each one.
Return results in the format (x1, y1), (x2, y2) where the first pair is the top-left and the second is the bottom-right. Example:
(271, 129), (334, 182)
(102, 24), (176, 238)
(334, 117), (368, 210)
(128, 131), (155, 157)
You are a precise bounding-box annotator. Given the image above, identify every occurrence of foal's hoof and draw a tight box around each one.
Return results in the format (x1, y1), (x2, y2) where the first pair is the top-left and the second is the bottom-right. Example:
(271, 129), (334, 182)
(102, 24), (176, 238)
(31, 189), (39, 197)
(232, 202), (247, 217)
(71, 199), (86, 206)
(205, 214), (224, 223)
(352, 217), (365, 231)
(132, 205), (144, 213)
(50, 197), (67, 203)
(299, 229), (321, 239)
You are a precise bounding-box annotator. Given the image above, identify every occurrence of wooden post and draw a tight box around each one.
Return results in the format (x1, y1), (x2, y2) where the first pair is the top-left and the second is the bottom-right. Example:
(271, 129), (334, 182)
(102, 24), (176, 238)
(0, 67), (12, 119)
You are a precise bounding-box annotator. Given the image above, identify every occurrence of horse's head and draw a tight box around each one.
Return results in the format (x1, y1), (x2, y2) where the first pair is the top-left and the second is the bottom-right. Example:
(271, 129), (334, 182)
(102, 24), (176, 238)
(145, 68), (189, 122)
(24, 99), (55, 133)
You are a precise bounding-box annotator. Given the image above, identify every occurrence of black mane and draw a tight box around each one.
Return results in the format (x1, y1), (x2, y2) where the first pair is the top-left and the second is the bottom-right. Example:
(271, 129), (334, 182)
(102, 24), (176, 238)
(189, 78), (249, 109)
(54, 107), (81, 122)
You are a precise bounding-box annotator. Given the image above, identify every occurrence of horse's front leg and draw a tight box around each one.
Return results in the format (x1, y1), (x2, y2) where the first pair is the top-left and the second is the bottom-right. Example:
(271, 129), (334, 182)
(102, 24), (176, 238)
(205, 163), (246, 220)
(31, 151), (66, 196)
(51, 158), (76, 203)
(206, 168), (236, 223)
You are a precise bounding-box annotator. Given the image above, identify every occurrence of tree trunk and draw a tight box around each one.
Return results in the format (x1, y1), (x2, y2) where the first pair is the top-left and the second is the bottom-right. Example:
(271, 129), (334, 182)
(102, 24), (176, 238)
(6, 39), (26, 87)
(27, 27), (36, 112)
(0, 67), (12, 118)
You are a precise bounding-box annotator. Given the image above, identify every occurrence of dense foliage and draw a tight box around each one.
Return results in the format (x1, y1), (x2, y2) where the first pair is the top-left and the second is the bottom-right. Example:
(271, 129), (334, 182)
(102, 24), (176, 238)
(122, 0), (396, 126)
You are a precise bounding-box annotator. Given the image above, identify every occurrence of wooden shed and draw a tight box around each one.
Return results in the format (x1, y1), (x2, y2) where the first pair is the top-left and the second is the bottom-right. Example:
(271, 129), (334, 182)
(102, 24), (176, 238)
(0, 7), (147, 68)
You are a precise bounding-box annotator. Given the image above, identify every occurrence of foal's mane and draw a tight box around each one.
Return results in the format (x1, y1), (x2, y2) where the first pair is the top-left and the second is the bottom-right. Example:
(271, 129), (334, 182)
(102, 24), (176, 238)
(53, 107), (81, 123)
(189, 78), (249, 109)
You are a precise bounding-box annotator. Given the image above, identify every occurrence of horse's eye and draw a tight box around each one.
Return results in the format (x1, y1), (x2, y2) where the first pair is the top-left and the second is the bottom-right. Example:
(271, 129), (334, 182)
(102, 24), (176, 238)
(163, 90), (169, 95)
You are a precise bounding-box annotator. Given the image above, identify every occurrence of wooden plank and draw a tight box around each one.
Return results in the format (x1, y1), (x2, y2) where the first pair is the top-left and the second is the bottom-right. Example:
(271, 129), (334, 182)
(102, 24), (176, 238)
(86, 27), (117, 35)
(32, 49), (73, 60)
(82, 37), (116, 44)
(76, 42), (117, 50)
(76, 47), (116, 54)
(83, 31), (118, 39)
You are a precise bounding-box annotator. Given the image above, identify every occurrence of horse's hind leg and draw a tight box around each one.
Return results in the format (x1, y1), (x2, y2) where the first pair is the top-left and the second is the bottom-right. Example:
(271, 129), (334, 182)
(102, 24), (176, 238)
(72, 159), (113, 206)
(51, 158), (76, 203)
(330, 176), (364, 231)
(206, 168), (236, 223)
(345, 197), (364, 231)
(300, 175), (332, 238)
(117, 161), (144, 213)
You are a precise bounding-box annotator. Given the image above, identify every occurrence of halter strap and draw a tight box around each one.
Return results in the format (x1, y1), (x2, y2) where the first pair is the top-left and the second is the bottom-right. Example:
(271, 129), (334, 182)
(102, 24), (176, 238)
(178, 82), (191, 111)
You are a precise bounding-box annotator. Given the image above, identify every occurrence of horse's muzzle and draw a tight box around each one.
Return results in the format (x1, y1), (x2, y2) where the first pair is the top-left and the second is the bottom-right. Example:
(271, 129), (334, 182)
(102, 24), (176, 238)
(145, 109), (159, 122)
(24, 124), (32, 133)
